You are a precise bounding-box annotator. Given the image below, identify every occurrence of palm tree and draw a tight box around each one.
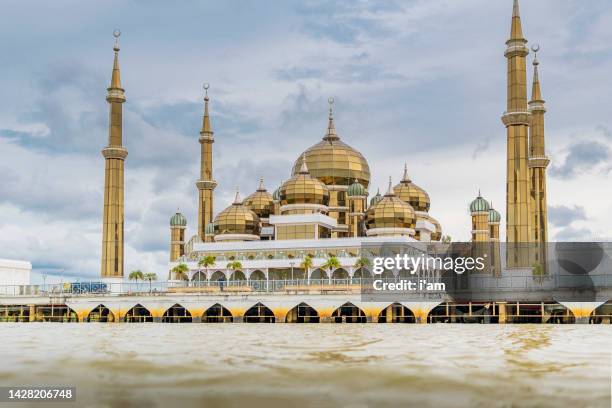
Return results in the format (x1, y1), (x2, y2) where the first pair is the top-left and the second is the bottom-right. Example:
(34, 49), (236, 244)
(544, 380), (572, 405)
(301, 255), (314, 283)
(171, 263), (189, 282)
(353, 257), (370, 281)
(128, 270), (144, 292)
(226, 260), (243, 280)
(143, 272), (157, 293)
(197, 255), (215, 284)
(322, 256), (341, 283)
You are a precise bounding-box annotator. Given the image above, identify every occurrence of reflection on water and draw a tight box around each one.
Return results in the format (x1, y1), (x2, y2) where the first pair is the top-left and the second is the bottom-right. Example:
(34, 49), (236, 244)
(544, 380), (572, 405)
(0, 324), (609, 408)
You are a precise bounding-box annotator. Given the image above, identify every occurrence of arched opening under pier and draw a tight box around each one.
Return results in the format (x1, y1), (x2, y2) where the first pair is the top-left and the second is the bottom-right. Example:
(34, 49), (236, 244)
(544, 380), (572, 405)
(202, 304), (233, 323)
(378, 303), (415, 323)
(36, 305), (77, 322)
(590, 301), (612, 324)
(124, 304), (153, 323)
(285, 302), (320, 323)
(332, 302), (366, 323)
(428, 303), (498, 323)
(244, 302), (275, 323)
(162, 304), (192, 323)
(86, 305), (114, 322)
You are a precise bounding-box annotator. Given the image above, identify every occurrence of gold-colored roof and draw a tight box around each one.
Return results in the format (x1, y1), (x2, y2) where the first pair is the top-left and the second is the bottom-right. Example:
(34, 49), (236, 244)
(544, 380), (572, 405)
(366, 179), (415, 230)
(244, 178), (275, 218)
(393, 164), (430, 212)
(281, 156), (329, 206)
(417, 212), (442, 241)
(291, 100), (370, 187)
(214, 190), (260, 236)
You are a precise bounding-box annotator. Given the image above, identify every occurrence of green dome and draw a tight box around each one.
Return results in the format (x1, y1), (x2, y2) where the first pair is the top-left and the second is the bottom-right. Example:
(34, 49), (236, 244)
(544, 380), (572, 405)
(369, 189), (382, 206)
(488, 208), (501, 223)
(469, 195), (490, 213)
(170, 212), (187, 227)
(205, 222), (215, 235)
(347, 179), (367, 197)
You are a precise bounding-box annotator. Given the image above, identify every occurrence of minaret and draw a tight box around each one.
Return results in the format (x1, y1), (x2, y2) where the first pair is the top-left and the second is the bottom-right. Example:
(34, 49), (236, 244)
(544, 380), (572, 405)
(470, 191), (490, 243)
(528, 45), (550, 246)
(196, 83), (217, 242)
(501, 0), (533, 266)
(101, 30), (128, 280)
(169, 211), (187, 262)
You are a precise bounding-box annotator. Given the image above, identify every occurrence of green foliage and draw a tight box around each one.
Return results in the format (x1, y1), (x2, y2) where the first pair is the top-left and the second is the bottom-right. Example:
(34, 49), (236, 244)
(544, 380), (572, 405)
(226, 260), (242, 271)
(354, 257), (370, 268)
(171, 263), (189, 280)
(198, 255), (216, 269)
(128, 270), (144, 282)
(322, 256), (341, 271)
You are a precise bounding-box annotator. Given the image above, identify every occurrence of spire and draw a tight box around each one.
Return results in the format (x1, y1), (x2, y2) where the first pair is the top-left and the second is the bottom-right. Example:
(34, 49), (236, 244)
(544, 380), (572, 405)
(200, 83), (213, 136)
(257, 177), (266, 192)
(299, 153), (310, 174)
(233, 187), (242, 204)
(109, 29), (122, 90)
(510, 0), (525, 41)
(478, 189), (482, 198)
(323, 97), (340, 141)
(401, 162), (412, 183)
(530, 45), (543, 102)
(384, 176), (394, 196)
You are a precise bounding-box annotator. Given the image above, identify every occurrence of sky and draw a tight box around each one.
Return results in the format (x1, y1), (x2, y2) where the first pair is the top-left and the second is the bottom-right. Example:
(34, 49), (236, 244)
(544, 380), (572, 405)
(1, 0), (611, 283)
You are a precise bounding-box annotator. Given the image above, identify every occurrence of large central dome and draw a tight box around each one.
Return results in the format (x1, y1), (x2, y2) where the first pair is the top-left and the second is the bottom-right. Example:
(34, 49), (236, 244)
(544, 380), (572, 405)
(291, 103), (370, 187)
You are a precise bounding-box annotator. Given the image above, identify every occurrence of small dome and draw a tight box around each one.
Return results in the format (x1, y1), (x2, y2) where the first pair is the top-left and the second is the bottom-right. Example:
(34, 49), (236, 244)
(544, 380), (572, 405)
(470, 193), (490, 213)
(170, 212), (187, 227)
(280, 157), (329, 206)
(347, 179), (367, 197)
(366, 181), (415, 230)
(204, 222), (215, 235)
(488, 207), (501, 223)
(214, 190), (260, 236)
(369, 189), (382, 207)
(393, 164), (430, 212)
(244, 178), (275, 218)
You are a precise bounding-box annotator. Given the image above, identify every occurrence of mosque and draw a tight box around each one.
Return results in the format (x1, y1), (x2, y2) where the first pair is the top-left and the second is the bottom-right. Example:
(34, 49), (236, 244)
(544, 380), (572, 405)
(98, 0), (548, 284)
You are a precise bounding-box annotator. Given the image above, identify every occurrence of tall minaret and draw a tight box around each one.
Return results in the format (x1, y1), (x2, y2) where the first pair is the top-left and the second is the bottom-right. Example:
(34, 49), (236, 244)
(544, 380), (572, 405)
(196, 84), (217, 242)
(528, 45), (549, 246)
(501, 0), (533, 266)
(101, 30), (128, 280)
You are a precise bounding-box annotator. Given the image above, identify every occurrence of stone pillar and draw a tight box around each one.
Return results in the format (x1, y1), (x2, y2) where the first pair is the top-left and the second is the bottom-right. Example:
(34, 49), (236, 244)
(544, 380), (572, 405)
(28, 305), (36, 322)
(498, 302), (507, 324)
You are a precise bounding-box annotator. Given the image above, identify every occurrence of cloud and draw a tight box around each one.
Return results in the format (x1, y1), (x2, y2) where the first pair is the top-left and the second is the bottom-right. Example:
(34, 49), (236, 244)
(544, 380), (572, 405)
(548, 205), (587, 227)
(550, 140), (611, 179)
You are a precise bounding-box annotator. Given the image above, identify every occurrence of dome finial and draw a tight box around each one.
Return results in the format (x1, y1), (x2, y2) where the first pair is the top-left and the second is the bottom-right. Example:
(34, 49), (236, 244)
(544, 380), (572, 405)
(233, 187), (241, 204)
(323, 97), (339, 141)
(257, 177), (266, 191)
(299, 153), (309, 174)
(402, 162), (411, 182)
(109, 29), (123, 90)
(112, 29), (121, 52)
(385, 176), (394, 196)
(200, 83), (213, 135)
(478, 188), (482, 197)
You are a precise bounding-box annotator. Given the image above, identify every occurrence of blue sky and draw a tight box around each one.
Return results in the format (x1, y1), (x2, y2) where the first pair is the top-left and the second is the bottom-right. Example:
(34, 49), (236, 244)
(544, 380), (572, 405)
(1, 0), (611, 282)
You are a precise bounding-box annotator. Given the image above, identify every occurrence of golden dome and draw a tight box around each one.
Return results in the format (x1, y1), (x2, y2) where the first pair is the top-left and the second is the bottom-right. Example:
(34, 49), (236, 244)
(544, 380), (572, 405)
(291, 101), (370, 187)
(394, 164), (430, 212)
(243, 178), (275, 218)
(281, 156), (330, 205)
(366, 179), (416, 230)
(214, 190), (260, 236)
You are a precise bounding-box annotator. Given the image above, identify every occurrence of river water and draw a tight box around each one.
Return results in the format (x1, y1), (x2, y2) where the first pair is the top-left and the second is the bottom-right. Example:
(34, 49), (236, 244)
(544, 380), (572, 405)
(0, 324), (609, 408)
